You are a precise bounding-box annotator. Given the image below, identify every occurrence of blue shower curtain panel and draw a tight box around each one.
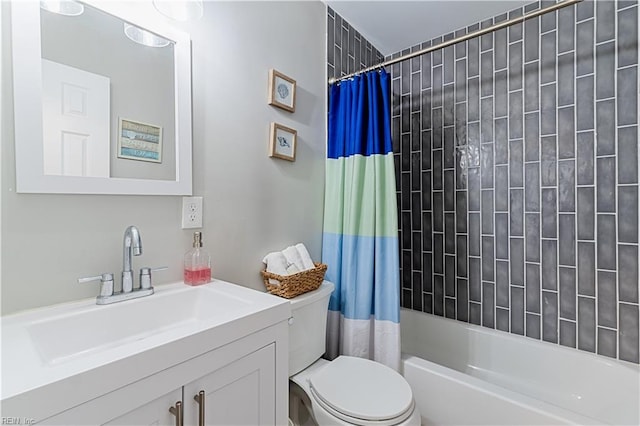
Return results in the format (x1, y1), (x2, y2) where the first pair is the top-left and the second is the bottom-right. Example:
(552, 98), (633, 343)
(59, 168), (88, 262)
(322, 70), (401, 371)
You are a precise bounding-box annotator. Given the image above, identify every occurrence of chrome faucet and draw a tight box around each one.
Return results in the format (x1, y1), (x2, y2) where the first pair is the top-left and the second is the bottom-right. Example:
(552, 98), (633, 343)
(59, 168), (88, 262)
(122, 225), (142, 293)
(79, 225), (167, 305)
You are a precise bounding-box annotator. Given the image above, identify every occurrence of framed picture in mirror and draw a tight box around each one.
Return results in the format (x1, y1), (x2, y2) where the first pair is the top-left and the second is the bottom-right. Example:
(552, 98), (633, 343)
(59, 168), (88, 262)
(269, 122), (297, 162)
(268, 69), (296, 112)
(117, 118), (163, 163)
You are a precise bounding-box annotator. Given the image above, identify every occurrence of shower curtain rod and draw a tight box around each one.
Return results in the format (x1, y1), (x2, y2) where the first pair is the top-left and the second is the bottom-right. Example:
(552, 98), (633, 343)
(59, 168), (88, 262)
(328, 0), (582, 85)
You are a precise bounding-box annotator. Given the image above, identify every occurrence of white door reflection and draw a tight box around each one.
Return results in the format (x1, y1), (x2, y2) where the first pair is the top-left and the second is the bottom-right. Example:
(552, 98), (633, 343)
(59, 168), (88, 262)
(42, 59), (110, 177)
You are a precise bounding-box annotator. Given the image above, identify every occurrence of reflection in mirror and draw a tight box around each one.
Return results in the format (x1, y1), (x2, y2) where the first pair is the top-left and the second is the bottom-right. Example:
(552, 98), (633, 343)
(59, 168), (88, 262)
(11, 1), (192, 195)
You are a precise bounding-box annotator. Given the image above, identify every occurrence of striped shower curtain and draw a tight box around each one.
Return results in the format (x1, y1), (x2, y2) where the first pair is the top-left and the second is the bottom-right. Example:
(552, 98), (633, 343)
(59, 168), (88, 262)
(322, 69), (401, 371)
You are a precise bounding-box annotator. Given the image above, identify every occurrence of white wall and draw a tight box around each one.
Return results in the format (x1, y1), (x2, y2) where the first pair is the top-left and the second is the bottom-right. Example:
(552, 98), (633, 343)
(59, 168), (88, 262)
(0, 1), (327, 315)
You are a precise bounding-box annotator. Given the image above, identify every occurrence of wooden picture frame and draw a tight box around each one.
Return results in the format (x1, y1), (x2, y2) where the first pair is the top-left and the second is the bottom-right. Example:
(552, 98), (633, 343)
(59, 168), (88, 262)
(117, 118), (163, 163)
(269, 122), (297, 162)
(268, 69), (296, 112)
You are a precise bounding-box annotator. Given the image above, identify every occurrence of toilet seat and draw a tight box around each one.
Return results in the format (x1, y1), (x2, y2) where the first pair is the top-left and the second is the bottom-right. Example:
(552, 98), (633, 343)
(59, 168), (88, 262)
(308, 356), (415, 426)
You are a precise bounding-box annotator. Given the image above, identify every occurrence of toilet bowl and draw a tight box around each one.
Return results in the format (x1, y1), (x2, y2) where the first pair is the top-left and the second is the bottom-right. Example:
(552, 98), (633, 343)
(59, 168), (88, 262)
(288, 282), (420, 426)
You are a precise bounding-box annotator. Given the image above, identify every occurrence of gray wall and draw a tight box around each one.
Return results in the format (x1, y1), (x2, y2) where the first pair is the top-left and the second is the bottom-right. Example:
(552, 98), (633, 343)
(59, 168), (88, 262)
(1, 1), (327, 314)
(391, 0), (639, 364)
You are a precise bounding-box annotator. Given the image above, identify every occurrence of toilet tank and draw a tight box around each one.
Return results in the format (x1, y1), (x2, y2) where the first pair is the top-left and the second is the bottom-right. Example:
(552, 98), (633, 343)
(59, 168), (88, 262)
(289, 281), (335, 376)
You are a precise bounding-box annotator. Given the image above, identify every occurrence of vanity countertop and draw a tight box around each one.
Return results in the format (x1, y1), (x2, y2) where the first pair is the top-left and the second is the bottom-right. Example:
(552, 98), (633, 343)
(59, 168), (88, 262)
(1, 280), (290, 421)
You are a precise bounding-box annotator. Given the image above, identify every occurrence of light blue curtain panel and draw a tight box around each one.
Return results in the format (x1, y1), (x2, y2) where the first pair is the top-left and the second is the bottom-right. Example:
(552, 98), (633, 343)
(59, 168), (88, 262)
(322, 69), (401, 371)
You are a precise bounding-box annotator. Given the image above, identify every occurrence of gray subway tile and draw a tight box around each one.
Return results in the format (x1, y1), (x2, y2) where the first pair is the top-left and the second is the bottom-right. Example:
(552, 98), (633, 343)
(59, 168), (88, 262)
(542, 291), (559, 343)
(510, 140), (524, 187)
(558, 107), (575, 160)
(434, 233), (444, 273)
(597, 215), (617, 270)
(525, 213), (541, 262)
(482, 190), (494, 234)
(525, 113), (540, 162)
(495, 118), (508, 165)
(468, 77), (480, 121)
(558, 4), (575, 53)
(541, 136), (557, 187)
(595, 41), (615, 100)
(595, 0), (615, 42)
(559, 266), (577, 321)
(511, 238), (525, 286)
(618, 6), (639, 67)
(468, 168), (480, 211)
(540, 31), (556, 84)
(445, 255), (456, 296)
(617, 67), (638, 126)
(496, 213), (509, 260)
(468, 122), (480, 166)
(481, 98), (494, 142)
(481, 52), (493, 97)
(413, 271), (423, 311)
(423, 253), (433, 292)
(422, 172), (432, 210)
(496, 308), (510, 332)
(524, 63), (540, 113)
(596, 157), (616, 213)
(541, 2), (556, 32)
(422, 211), (433, 252)
(541, 84), (556, 136)
(511, 286), (525, 335)
(596, 100), (616, 156)
(576, 0), (594, 21)
(560, 320), (577, 348)
(559, 214), (576, 266)
(456, 279), (469, 322)
(620, 303), (640, 363)
(526, 263), (541, 314)
(524, 16), (539, 62)
(456, 60), (467, 103)
(444, 170), (455, 210)
(468, 33), (479, 76)
(578, 296), (596, 353)
(457, 236), (467, 278)
(597, 327), (617, 358)
(526, 313), (541, 339)
(496, 260), (510, 308)
(445, 214), (455, 254)
(619, 186), (639, 244)
(576, 19), (594, 76)
(495, 166), (509, 212)
(618, 127), (639, 184)
(481, 144), (494, 188)
(456, 191), (467, 233)
(557, 53), (575, 107)
(496, 69), (508, 119)
(482, 237), (495, 282)
(469, 213), (481, 256)
(619, 244), (639, 304)
(509, 91), (524, 140)
(576, 132), (595, 185)
(542, 239), (558, 291)
(508, 8), (523, 41)
(510, 189), (524, 236)
(578, 242), (596, 296)
(577, 187), (595, 240)
(576, 76), (594, 131)
(508, 41), (523, 91)
(482, 282), (495, 328)
(434, 275), (444, 316)
(597, 271), (617, 328)
(469, 257), (481, 302)
(525, 163), (541, 212)
(542, 188), (557, 238)
(469, 302), (481, 325)
(558, 160), (576, 212)
(423, 293), (433, 315)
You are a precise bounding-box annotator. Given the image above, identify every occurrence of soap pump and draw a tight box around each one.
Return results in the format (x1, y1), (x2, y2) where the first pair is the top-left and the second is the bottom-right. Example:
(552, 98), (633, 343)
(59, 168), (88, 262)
(184, 232), (211, 286)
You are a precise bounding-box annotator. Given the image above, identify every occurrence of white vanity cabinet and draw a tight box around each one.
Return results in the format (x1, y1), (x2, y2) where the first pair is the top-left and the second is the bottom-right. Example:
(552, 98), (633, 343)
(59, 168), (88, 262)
(1, 281), (290, 426)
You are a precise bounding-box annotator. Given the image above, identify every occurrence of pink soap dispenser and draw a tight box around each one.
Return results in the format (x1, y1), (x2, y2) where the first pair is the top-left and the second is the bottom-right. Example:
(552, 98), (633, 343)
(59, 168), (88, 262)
(184, 232), (211, 286)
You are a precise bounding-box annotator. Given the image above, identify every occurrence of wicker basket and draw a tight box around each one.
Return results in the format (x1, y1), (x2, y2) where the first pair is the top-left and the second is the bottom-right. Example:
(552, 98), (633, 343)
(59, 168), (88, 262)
(261, 262), (327, 299)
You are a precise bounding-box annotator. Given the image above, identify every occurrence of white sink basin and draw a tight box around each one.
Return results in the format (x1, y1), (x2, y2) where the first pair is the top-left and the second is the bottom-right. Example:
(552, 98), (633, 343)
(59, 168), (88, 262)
(27, 284), (252, 365)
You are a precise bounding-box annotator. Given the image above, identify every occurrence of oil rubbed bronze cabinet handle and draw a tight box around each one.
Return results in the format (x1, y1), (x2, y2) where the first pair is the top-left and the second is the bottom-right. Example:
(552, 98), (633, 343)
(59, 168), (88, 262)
(169, 401), (183, 426)
(194, 390), (205, 426)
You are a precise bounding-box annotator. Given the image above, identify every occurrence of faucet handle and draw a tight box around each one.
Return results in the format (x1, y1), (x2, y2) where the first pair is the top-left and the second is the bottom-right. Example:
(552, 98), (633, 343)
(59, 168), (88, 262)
(79, 273), (114, 297)
(140, 267), (168, 290)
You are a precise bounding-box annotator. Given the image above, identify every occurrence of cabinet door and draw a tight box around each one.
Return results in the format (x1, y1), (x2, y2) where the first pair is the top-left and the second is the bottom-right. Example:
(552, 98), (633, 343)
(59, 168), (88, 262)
(184, 344), (276, 426)
(104, 388), (182, 426)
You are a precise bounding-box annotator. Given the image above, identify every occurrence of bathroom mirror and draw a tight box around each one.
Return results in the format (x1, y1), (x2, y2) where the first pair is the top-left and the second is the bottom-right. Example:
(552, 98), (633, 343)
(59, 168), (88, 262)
(11, 1), (192, 195)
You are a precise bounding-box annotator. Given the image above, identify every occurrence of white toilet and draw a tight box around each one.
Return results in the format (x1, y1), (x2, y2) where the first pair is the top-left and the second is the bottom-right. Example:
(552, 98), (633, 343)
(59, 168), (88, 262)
(288, 281), (421, 426)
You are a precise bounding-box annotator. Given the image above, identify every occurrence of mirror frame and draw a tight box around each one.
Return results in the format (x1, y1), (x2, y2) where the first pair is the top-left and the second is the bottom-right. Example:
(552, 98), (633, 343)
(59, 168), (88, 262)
(11, 1), (192, 195)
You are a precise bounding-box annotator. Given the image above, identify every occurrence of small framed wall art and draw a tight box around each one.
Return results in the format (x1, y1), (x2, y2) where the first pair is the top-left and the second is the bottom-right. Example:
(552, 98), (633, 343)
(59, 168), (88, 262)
(117, 118), (163, 163)
(269, 122), (297, 162)
(268, 69), (296, 112)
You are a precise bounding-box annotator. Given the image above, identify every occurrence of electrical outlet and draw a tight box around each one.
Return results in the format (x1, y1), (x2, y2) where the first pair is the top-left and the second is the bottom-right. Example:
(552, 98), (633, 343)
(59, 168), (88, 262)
(181, 196), (203, 229)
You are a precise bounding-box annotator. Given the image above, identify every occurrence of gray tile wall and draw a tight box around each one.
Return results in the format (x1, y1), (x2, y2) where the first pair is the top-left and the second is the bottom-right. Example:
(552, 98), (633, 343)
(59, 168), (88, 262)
(390, 0), (640, 363)
(327, 7), (385, 80)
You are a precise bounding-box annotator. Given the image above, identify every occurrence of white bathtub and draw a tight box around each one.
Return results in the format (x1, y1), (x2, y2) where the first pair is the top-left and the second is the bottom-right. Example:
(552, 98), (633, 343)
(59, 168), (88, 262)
(400, 309), (640, 425)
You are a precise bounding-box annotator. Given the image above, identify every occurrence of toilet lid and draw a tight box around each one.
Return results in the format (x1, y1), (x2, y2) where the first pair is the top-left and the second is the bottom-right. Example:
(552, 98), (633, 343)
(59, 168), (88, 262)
(309, 356), (414, 424)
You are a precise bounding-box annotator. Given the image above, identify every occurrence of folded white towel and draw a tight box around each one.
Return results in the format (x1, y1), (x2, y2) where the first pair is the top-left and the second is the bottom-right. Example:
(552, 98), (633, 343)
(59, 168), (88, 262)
(295, 243), (315, 270)
(283, 245), (306, 271)
(263, 251), (289, 285)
